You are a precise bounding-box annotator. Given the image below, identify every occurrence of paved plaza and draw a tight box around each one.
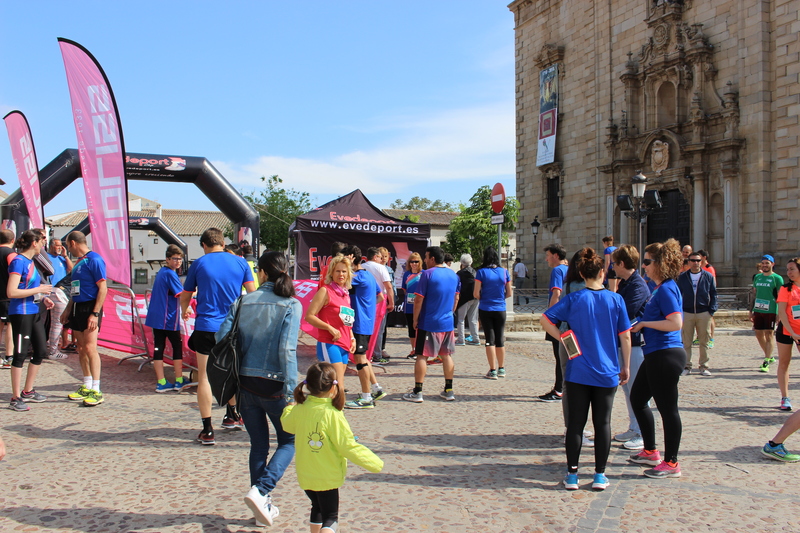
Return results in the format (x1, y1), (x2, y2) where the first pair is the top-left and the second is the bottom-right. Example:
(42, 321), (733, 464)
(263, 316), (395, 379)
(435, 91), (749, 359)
(1, 326), (800, 532)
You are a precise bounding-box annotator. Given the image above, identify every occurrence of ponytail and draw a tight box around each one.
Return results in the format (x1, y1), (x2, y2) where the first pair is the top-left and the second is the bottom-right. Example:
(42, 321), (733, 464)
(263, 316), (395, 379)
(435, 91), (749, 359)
(258, 251), (295, 298)
(15, 229), (41, 252)
(296, 362), (345, 411)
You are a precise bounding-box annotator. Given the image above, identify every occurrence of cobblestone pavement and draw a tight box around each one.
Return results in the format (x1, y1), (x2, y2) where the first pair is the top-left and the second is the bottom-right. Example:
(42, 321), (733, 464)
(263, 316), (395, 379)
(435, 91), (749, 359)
(1, 327), (799, 532)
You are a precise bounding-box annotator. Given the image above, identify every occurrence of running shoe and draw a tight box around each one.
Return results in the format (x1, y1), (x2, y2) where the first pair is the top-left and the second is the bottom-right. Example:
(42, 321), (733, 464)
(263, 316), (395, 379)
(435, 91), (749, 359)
(427, 356), (442, 365)
(371, 389), (387, 402)
(623, 436), (645, 450)
(465, 339), (481, 346)
(244, 485), (279, 526)
(402, 390), (424, 403)
(591, 473), (609, 490)
(538, 390), (563, 402)
(68, 385), (92, 401)
(761, 442), (800, 462)
(759, 359), (771, 373)
(692, 338), (699, 346)
(197, 429), (216, 445)
(63, 343), (78, 352)
(465, 335), (474, 343)
(155, 381), (174, 393)
(373, 356), (390, 364)
(47, 351), (69, 360)
(484, 370), (498, 380)
(221, 415), (244, 430)
(497, 368), (506, 378)
(707, 338), (715, 349)
(582, 435), (595, 448)
(700, 368), (711, 376)
(563, 472), (579, 490)
(643, 461), (681, 478)
(9, 397), (30, 411)
(1, 357), (11, 369)
(20, 389), (47, 403)
(781, 397), (793, 411)
(629, 449), (662, 466)
(614, 429), (638, 442)
(174, 378), (192, 392)
(83, 390), (104, 406)
(455, 340), (466, 346)
(344, 397), (375, 409)
(439, 389), (455, 401)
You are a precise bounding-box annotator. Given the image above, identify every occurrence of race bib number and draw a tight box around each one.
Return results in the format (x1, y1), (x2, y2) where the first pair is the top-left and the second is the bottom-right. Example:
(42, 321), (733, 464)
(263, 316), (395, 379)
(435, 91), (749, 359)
(754, 298), (771, 311)
(339, 306), (355, 327)
(71, 280), (80, 296)
(407, 293), (416, 304)
(33, 292), (42, 303)
(792, 304), (800, 321)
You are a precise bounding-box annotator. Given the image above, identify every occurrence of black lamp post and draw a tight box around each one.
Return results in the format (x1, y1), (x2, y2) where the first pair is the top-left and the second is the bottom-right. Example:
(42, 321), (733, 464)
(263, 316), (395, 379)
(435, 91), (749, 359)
(616, 171), (662, 269)
(530, 215), (540, 289)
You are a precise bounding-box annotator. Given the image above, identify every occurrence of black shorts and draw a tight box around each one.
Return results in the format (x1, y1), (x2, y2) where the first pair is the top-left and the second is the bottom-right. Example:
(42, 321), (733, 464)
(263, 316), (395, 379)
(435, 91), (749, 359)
(0, 300), (8, 322)
(353, 333), (371, 355)
(405, 313), (415, 338)
(776, 322), (798, 346)
(188, 330), (217, 355)
(67, 300), (103, 333)
(753, 312), (777, 331)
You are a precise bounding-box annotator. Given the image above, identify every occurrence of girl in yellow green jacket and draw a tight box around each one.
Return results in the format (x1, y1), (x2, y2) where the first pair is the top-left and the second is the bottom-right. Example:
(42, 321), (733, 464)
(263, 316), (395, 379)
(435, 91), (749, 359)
(281, 362), (383, 533)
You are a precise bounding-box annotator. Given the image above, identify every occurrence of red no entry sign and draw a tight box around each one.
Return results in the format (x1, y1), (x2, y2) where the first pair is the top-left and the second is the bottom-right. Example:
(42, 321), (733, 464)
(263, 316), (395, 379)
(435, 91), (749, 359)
(491, 182), (506, 214)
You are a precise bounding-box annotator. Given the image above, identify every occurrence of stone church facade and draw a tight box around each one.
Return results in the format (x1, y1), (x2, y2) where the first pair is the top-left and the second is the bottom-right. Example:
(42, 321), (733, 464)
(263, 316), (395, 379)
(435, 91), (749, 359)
(508, 0), (799, 286)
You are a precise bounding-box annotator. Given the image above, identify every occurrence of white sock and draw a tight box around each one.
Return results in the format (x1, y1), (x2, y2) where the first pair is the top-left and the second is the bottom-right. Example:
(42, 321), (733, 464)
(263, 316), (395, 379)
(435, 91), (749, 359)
(360, 392), (372, 401)
(83, 376), (92, 389)
(371, 383), (381, 393)
(92, 380), (101, 393)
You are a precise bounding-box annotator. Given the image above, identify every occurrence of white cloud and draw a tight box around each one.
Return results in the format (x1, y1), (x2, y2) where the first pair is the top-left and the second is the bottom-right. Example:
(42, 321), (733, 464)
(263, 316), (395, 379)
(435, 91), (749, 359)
(213, 102), (515, 197)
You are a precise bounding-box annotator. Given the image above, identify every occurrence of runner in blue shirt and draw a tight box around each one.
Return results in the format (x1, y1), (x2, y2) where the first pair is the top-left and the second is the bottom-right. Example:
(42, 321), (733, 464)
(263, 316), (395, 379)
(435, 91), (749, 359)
(62, 231), (108, 407)
(474, 247), (512, 380)
(7, 230), (54, 412)
(45, 239), (73, 360)
(146, 245), (188, 393)
(629, 239), (686, 480)
(541, 247), (631, 492)
(343, 245), (386, 409)
(402, 246), (460, 403)
(180, 228), (255, 445)
(539, 243), (569, 402)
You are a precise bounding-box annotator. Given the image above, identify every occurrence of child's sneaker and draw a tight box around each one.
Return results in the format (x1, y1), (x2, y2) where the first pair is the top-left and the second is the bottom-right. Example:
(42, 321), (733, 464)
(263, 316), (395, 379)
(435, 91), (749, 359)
(643, 460), (681, 478)
(629, 448), (662, 466)
(591, 472), (609, 490)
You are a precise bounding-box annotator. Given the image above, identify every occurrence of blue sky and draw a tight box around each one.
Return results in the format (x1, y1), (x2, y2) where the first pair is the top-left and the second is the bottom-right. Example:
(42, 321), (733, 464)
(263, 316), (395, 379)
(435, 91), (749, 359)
(0, 1), (515, 217)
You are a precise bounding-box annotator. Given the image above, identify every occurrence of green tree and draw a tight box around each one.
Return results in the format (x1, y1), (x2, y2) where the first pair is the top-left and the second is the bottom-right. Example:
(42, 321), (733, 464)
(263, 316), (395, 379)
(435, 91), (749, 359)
(389, 197), (457, 211)
(441, 185), (519, 268)
(242, 175), (313, 252)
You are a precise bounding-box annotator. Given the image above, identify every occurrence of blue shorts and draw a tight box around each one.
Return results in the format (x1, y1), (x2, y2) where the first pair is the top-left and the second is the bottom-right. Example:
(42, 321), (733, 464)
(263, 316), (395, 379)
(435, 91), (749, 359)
(316, 342), (350, 365)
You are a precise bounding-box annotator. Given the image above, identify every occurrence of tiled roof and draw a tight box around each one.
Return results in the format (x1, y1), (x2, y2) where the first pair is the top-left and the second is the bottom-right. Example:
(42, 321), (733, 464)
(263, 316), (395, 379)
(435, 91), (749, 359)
(47, 209), (230, 237)
(382, 209), (458, 227)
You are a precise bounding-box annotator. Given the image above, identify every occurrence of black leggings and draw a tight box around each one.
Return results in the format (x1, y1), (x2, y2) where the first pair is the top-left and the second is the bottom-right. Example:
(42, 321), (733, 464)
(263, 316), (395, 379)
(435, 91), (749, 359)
(152, 329), (183, 361)
(478, 310), (506, 347)
(305, 488), (339, 530)
(10, 311), (47, 368)
(565, 381), (616, 473)
(547, 334), (563, 393)
(630, 347), (686, 463)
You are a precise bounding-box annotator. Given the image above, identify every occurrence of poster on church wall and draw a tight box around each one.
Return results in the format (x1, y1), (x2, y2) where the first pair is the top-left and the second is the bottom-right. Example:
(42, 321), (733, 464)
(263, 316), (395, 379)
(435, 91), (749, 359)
(537, 64), (558, 166)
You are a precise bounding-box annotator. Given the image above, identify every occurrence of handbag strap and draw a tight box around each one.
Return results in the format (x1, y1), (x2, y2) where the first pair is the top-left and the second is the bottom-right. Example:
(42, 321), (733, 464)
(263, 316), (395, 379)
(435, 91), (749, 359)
(229, 296), (244, 336)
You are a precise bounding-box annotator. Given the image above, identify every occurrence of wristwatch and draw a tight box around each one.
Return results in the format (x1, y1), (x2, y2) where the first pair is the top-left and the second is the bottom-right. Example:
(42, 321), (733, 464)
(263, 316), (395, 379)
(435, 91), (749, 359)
(91, 311), (100, 317)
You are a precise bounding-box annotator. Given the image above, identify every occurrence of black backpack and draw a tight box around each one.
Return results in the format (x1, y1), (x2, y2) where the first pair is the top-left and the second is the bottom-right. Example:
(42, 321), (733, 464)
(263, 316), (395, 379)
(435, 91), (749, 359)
(207, 297), (243, 407)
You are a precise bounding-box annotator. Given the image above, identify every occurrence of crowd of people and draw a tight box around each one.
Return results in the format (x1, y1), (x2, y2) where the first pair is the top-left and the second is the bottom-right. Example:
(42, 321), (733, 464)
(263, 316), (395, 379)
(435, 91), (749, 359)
(3, 225), (800, 529)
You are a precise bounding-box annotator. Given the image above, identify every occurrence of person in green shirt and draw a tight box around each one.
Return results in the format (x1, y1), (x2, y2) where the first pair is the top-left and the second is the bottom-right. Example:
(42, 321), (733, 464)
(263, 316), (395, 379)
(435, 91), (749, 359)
(282, 362), (383, 533)
(751, 254), (784, 372)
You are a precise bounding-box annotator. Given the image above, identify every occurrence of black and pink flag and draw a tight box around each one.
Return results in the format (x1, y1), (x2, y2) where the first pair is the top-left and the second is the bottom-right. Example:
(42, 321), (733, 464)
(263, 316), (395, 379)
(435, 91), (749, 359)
(58, 38), (130, 286)
(3, 111), (45, 229)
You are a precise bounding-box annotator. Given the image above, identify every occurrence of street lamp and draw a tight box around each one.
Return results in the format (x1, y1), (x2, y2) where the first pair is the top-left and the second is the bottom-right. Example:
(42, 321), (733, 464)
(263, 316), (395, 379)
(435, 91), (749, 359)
(616, 171), (662, 269)
(530, 215), (540, 289)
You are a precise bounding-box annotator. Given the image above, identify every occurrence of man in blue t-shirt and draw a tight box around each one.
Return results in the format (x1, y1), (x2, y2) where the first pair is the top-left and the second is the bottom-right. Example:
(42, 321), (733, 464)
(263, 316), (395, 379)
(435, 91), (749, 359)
(343, 245), (386, 409)
(539, 243), (568, 402)
(61, 231), (108, 407)
(46, 238), (73, 361)
(402, 246), (461, 403)
(180, 227), (255, 445)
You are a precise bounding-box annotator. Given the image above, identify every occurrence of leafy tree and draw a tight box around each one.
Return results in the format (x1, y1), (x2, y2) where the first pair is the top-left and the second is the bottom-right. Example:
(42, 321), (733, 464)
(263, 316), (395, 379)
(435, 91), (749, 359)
(441, 185), (519, 268)
(389, 197), (457, 211)
(241, 175), (313, 252)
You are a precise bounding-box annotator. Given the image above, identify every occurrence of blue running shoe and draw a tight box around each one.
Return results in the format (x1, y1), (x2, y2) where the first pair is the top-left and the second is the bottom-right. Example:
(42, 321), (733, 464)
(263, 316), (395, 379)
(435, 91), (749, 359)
(761, 442), (800, 462)
(563, 472), (579, 490)
(155, 381), (173, 393)
(592, 473), (609, 490)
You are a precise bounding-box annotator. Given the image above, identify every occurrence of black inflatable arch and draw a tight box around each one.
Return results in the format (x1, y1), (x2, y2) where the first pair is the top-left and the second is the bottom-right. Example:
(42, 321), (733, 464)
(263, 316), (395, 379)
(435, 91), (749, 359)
(63, 216), (189, 259)
(0, 149), (259, 253)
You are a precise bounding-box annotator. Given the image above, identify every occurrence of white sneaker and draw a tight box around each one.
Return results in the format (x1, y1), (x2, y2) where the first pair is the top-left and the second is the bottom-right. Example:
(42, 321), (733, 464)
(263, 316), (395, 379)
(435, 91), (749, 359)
(582, 435), (595, 447)
(623, 436), (644, 450)
(614, 429), (638, 442)
(47, 351), (69, 360)
(680, 368), (691, 376)
(244, 486), (279, 526)
(402, 390), (424, 403)
(700, 368), (711, 376)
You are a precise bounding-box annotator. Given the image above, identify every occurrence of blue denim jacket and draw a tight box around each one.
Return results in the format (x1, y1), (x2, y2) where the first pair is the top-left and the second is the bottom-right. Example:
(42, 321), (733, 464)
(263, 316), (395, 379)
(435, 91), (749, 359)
(216, 282), (301, 400)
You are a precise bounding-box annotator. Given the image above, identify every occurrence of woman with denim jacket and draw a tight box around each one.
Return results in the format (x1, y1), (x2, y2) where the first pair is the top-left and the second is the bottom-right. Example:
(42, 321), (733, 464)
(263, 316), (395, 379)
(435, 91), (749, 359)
(216, 251), (301, 527)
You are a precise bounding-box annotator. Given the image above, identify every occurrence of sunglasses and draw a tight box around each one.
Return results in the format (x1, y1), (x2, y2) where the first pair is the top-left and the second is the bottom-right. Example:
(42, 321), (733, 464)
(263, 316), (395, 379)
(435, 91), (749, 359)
(642, 258), (654, 266)
(409, 260), (420, 264)
(688, 259), (701, 262)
